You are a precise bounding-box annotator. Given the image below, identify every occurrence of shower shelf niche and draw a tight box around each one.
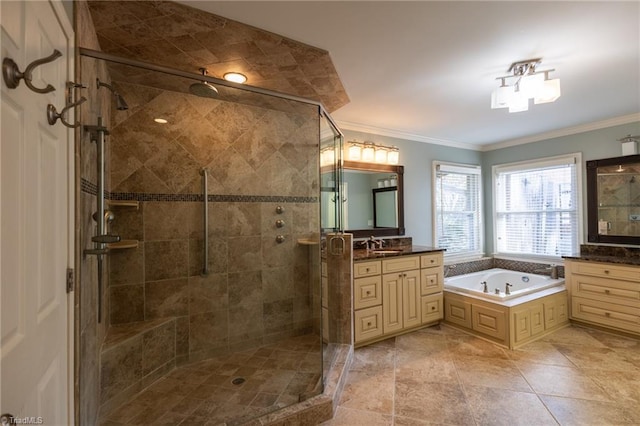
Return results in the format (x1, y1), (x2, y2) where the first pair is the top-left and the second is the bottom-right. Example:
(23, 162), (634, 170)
(107, 240), (139, 250)
(108, 200), (139, 210)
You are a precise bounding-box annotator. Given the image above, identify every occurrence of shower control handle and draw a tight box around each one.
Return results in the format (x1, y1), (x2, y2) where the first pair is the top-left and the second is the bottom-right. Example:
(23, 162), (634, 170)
(276, 219), (285, 228)
(276, 235), (285, 243)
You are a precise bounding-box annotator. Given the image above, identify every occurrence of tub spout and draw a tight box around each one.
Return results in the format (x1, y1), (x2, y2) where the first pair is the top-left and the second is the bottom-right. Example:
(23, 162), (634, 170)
(480, 281), (488, 293)
(534, 264), (559, 279)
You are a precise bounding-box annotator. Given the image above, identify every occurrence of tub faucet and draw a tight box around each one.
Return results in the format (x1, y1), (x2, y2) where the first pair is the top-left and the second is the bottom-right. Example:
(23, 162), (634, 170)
(534, 264), (559, 279)
(480, 281), (488, 293)
(505, 282), (512, 295)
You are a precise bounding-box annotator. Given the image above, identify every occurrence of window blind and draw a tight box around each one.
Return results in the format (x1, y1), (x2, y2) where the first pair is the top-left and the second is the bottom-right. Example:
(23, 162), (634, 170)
(434, 162), (482, 258)
(494, 154), (580, 258)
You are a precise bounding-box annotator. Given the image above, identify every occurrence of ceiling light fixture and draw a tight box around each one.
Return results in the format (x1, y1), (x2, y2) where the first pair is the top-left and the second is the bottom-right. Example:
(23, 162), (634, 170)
(491, 58), (561, 113)
(223, 72), (247, 84)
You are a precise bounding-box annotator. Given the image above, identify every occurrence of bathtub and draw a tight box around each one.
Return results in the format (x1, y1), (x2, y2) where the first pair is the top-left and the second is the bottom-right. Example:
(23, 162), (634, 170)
(445, 268), (564, 301)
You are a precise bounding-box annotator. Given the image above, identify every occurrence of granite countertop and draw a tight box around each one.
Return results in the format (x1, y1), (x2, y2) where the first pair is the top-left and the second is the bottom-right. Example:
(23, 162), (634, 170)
(354, 245), (444, 261)
(563, 244), (640, 267)
(563, 254), (640, 267)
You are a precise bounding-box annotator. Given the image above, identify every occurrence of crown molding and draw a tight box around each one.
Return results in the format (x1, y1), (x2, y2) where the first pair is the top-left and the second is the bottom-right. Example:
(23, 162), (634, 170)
(481, 113), (640, 152)
(335, 120), (480, 151)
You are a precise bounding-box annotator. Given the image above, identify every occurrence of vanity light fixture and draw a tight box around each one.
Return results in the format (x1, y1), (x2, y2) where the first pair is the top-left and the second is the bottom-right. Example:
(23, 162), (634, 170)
(361, 143), (375, 162)
(375, 146), (387, 163)
(348, 143), (362, 161)
(320, 146), (335, 166)
(619, 134), (640, 156)
(154, 118), (168, 124)
(223, 72), (247, 84)
(387, 147), (399, 165)
(491, 58), (561, 113)
(346, 141), (400, 165)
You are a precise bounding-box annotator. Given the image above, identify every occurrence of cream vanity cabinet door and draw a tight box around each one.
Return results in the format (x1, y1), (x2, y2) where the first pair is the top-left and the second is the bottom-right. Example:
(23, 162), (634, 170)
(354, 306), (384, 342)
(382, 255), (422, 334)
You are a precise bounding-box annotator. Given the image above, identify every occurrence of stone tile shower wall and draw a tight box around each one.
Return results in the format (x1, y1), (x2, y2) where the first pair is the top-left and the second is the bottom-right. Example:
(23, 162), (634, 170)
(108, 81), (320, 364)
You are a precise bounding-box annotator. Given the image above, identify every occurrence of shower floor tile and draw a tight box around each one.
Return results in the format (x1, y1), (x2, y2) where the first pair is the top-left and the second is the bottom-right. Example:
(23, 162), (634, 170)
(99, 334), (322, 425)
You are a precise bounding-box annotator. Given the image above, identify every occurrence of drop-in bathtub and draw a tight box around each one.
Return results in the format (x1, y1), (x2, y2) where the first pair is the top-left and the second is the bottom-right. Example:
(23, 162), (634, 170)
(444, 268), (564, 301)
(442, 267), (569, 349)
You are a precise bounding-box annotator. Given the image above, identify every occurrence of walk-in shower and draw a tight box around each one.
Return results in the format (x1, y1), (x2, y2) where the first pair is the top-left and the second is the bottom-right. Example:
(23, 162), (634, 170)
(77, 48), (340, 425)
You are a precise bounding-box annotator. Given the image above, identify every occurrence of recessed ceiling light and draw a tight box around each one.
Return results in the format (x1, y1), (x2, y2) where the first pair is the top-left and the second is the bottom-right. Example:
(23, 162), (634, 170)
(223, 72), (247, 84)
(154, 118), (168, 124)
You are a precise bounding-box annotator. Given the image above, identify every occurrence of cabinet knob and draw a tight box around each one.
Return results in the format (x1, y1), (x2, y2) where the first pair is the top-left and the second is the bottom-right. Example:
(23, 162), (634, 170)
(366, 268), (370, 272)
(431, 306), (436, 310)
(605, 312), (611, 317)
(604, 289), (610, 294)
(366, 291), (371, 295)
(430, 259), (434, 263)
(604, 270), (610, 274)
(367, 322), (372, 326)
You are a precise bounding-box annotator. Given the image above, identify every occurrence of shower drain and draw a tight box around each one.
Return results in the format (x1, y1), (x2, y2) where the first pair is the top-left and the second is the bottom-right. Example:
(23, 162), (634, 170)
(231, 377), (246, 386)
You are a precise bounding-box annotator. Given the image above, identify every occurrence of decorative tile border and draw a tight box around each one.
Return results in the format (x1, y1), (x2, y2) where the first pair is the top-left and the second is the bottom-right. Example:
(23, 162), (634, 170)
(81, 178), (318, 203)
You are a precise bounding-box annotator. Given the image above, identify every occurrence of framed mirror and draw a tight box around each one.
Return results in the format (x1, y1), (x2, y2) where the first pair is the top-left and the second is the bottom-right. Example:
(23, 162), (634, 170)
(587, 154), (640, 245)
(342, 161), (405, 238)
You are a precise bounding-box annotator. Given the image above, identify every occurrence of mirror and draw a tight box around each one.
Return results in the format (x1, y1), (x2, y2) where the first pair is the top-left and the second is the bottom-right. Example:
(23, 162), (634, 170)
(587, 154), (640, 245)
(343, 161), (404, 238)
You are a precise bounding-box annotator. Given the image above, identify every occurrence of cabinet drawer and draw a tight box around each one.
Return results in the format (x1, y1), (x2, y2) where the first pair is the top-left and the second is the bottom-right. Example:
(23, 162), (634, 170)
(573, 262), (640, 281)
(354, 275), (382, 309)
(354, 260), (382, 278)
(572, 296), (640, 335)
(421, 269), (443, 295)
(354, 305), (384, 343)
(421, 253), (442, 268)
(382, 255), (420, 274)
(571, 275), (640, 307)
(421, 293), (443, 324)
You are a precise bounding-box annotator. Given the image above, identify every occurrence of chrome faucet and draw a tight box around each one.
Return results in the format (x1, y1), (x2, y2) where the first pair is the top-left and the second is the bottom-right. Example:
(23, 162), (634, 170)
(367, 235), (383, 250)
(480, 281), (488, 293)
(534, 264), (559, 279)
(505, 282), (512, 295)
(356, 236), (384, 251)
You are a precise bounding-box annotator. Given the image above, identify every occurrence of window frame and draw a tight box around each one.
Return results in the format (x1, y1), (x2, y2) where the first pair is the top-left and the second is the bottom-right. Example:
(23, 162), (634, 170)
(491, 153), (583, 263)
(432, 161), (484, 262)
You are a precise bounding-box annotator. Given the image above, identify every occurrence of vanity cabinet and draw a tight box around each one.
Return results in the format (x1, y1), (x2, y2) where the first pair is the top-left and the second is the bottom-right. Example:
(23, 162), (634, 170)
(353, 252), (444, 346)
(565, 259), (640, 336)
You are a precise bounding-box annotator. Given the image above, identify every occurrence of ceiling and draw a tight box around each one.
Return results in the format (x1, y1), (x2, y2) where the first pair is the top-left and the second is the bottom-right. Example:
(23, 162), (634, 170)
(177, 1), (640, 149)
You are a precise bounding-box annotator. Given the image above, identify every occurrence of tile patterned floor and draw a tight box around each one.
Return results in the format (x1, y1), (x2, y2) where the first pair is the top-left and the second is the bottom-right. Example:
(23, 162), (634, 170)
(323, 324), (640, 426)
(99, 334), (323, 426)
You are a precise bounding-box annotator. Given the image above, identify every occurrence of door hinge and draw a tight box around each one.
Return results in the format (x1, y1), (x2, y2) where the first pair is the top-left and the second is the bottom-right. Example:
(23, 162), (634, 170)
(66, 268), (75, 293)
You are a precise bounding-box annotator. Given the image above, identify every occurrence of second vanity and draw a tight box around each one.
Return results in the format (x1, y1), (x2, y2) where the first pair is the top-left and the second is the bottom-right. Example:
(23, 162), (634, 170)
(352, 246), (445, 346)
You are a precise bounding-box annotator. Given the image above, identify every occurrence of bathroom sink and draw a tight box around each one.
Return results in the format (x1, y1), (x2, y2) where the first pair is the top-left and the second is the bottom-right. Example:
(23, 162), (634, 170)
(371, 249), (404, 254)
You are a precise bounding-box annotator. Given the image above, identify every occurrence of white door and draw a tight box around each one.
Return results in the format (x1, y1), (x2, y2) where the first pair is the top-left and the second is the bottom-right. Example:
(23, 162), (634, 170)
(1, 1), (74, 424)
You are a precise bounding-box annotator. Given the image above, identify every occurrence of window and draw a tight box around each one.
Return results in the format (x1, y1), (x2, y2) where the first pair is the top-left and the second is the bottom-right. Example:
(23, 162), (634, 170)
(493, 153), (581, 260)
(433, 162), (482, 259)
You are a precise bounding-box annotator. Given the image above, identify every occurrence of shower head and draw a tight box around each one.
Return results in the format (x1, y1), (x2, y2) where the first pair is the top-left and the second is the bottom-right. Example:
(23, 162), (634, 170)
(97, 78), (129, 110)
(190, 68), (219, 99)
